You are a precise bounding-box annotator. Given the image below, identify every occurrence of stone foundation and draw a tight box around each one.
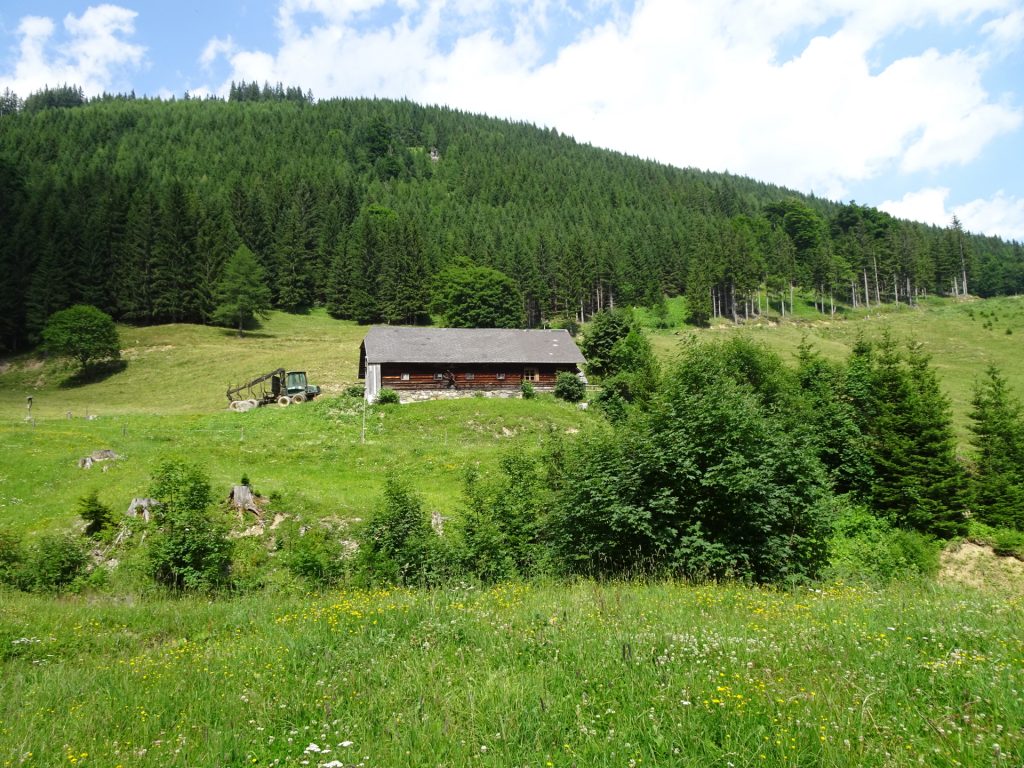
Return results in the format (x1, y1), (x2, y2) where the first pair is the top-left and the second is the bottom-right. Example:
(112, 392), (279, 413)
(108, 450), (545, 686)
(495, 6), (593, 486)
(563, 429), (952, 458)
(397, 387), (552, 403)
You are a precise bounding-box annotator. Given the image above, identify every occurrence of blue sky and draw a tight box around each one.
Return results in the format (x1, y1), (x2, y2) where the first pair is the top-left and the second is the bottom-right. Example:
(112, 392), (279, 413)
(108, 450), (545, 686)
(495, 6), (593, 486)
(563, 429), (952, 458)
(2, 0), (1023, 240)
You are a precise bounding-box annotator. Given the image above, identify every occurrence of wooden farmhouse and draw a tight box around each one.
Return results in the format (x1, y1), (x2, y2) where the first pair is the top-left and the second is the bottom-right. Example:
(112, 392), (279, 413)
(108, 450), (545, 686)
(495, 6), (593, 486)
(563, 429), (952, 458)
(358, 326), (587, 402)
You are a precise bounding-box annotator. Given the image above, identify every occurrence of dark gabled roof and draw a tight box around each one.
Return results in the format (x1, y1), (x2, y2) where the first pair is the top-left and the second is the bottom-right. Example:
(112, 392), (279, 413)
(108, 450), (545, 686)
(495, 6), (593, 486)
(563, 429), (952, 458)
(361, 326), (586, 366)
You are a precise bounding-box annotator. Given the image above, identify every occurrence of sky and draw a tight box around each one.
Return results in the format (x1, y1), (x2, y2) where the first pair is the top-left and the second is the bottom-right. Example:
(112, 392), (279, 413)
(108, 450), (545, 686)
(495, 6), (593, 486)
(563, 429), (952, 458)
(2, 1), (1023, 241)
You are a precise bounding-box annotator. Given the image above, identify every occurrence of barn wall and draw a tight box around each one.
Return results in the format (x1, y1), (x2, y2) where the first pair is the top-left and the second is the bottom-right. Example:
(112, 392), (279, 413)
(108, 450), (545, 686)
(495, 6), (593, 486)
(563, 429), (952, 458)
(379, 363), (576, 391)
(364, 364), (381, 402)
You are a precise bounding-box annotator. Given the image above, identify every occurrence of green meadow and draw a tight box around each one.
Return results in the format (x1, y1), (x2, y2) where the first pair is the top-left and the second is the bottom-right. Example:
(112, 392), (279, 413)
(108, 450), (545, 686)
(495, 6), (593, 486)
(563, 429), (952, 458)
(2, 298), (1024, 767)
(2, 580), (1023, 767)
(2, 296), (1022, 535)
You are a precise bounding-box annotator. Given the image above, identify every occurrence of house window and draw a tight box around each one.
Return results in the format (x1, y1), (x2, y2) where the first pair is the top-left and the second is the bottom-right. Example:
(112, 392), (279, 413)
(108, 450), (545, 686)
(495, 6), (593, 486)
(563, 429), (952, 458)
(523, 367), (539, 382)
(400, 372), (410, 381)
(465, 372), (475, 381)
(496, 372), (506, 381)
(434, 372), (444, 380)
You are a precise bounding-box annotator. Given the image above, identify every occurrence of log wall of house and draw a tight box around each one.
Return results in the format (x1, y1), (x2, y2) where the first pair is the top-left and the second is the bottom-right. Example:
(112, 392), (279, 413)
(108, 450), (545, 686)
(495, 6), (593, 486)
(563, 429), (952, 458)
(380, 363), (575, 390)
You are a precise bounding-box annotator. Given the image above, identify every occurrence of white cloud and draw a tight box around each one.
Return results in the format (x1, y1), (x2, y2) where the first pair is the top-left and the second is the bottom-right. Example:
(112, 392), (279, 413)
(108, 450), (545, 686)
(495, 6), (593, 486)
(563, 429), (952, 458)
(878, 186), (954, 226)
(201, 36), (237, 70)
(955, 191), (1024, 241)
(880, 187), (1024, 240)
(982, 7), (1024, 51)
(0, 4), (145, 97)
(195, 0), (1022, 200)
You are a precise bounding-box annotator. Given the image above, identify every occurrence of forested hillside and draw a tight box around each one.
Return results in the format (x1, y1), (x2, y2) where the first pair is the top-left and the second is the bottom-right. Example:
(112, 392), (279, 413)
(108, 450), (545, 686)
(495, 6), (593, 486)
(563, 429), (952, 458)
(1, 84), (1022, 352)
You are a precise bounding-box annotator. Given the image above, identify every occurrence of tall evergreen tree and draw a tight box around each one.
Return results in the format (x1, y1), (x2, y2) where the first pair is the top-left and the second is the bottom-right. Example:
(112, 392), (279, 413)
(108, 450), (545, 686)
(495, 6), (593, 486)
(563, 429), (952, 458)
(211, 245), (273, 336)
(151, 181), (200, 323)
(968, 365), (1024, 529)
(861, 335), (965, 537)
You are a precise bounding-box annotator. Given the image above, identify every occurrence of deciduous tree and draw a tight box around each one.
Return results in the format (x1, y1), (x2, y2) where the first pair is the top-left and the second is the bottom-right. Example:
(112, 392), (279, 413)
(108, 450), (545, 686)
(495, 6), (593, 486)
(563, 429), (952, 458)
(41, 304), (120, 370)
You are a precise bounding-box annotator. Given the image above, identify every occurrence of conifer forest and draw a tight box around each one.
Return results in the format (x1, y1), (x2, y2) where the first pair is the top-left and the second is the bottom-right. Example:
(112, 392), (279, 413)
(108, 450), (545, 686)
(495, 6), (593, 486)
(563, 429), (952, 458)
(1, 83), (1023, 353)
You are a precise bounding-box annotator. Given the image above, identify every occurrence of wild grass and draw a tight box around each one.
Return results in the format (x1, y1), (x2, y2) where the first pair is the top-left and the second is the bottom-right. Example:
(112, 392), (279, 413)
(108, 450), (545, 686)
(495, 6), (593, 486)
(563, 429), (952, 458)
(2, 303), (1024, 767)
(2, 296), (1022, 532)
(647, 295), (1024, 437)
(0, 309), (366, 417)
(2, 579), (1022, 767)
(0, 395), (588, 533)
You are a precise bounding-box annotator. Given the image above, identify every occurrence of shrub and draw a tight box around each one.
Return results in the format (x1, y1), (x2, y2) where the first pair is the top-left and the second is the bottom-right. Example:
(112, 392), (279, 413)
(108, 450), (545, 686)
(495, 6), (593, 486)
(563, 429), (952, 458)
(146, 459), (232, 591)
(282, 524), (349, 586)
(77, 489), (115, 540)
(593, 385), (628, 422)
(547, 342), (832, 582)
(358, 474), (435, 586)
(827, 504), (939, 582)
(230, 536), (273, 593)
(520, 380), (535, 399)
(344, 384), (365, 398)
(991, 528), (1024, 558)
(149, 459), (213, 520)
(375, 387), (400, 405)
(0, 528), (25, 587)
(553, 371), (586, 403)
(970, 521), (1024, 559)
(456, 451), (547, 581)
(24, 533), (88, 592)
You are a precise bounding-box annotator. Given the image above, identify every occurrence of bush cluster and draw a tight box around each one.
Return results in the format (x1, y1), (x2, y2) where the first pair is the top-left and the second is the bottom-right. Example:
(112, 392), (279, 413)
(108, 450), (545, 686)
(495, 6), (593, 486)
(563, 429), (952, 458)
(146, 459), (232, 591)
(19, 332), (1015, 593)
(0, 529), (87, 592)
(375, 387), (400, 405)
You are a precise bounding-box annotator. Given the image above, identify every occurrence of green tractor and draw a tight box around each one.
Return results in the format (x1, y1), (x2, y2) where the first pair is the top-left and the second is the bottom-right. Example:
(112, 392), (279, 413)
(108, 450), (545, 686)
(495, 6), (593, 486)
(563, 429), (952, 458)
(227, 368), (321, 411)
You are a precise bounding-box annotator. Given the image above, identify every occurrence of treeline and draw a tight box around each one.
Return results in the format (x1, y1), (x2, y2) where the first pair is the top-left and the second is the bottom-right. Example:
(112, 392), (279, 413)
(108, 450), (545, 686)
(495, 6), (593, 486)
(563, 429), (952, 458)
(1, 85), (1022, 351)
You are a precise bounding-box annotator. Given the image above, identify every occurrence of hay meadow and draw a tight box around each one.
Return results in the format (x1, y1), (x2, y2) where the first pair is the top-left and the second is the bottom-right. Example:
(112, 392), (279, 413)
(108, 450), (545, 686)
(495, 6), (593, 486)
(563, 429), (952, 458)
(2, 298), (1024, 767)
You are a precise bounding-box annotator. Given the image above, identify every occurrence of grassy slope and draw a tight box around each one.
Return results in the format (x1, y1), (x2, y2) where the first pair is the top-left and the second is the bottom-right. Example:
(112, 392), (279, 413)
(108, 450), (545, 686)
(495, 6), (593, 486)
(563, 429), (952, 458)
(0, 309), (366, 417)
(2, 303), (1024, 767)
(647, 295), (1024, 439)
(2, 581), (1022, 767)
(2, 297), (1024, 532)
(0, 310), (591, 532)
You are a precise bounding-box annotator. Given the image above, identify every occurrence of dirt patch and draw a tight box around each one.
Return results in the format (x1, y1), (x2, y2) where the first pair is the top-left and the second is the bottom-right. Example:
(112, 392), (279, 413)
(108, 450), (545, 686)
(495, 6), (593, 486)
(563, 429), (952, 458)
(939, 541), (1024, 593)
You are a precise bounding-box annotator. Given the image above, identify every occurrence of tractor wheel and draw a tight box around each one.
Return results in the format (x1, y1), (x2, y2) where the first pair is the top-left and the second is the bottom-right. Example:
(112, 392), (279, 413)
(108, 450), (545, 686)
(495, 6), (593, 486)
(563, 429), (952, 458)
(291, 393), (306, 404)
(277, 396), (291, 406)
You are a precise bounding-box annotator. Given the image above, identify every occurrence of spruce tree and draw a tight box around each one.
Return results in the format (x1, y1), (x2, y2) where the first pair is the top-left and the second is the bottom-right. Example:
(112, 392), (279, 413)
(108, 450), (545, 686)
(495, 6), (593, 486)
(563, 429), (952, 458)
(968, 365), (1024, 529)
(862, 335), (965, 537)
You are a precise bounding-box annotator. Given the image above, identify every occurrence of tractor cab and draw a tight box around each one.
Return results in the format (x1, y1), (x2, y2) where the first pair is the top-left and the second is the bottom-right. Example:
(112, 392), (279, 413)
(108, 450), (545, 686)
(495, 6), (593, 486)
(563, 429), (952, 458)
(285, 371), (321, 399)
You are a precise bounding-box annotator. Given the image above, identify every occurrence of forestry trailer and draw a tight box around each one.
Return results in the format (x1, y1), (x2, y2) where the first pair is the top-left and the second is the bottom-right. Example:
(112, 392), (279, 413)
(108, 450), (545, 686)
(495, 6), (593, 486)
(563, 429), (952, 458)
(227, 368), (321, 411)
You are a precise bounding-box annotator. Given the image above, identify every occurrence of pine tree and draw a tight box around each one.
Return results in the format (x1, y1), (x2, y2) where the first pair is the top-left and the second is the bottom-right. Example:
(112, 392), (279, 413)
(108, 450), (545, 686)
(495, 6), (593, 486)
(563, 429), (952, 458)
(151, 181), (200, 323)
(902, 343), (966, 537)
(968, 365), (1024, 529)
